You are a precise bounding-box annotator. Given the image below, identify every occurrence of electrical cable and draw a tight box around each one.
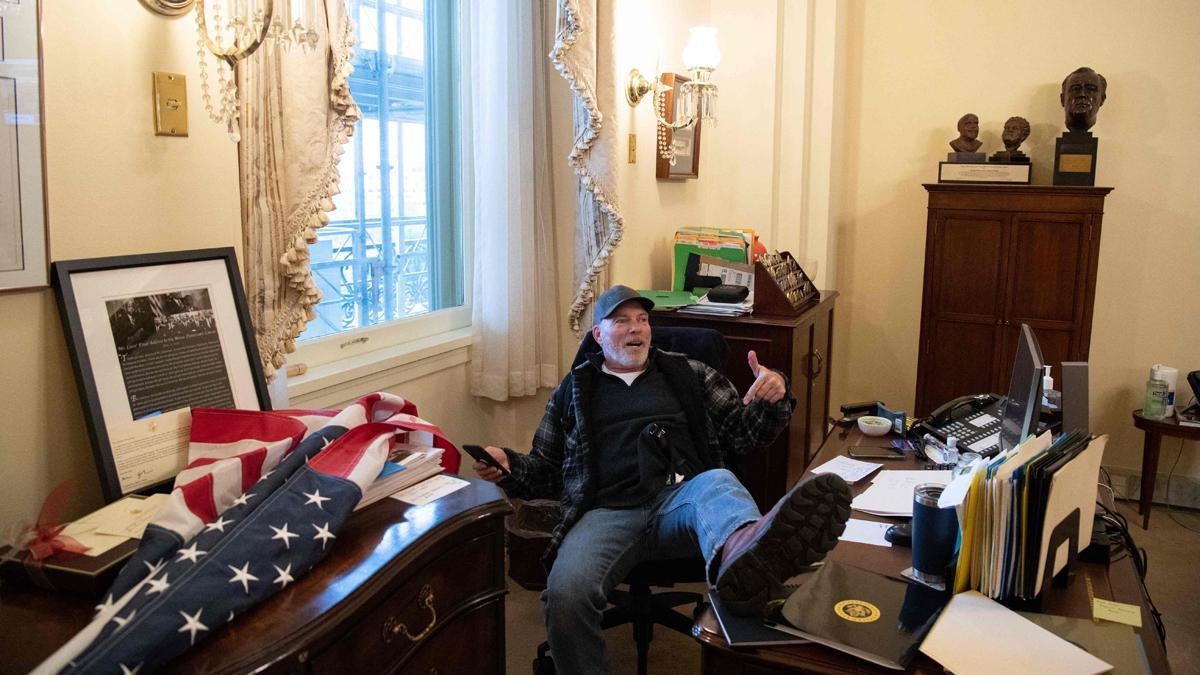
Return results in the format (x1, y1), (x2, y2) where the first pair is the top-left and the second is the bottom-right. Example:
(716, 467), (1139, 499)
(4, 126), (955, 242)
(1093, 501), (1167, 644)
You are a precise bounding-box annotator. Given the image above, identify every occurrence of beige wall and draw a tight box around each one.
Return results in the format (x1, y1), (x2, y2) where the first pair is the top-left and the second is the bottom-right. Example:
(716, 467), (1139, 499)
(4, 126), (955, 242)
(832, 0), (1200, 478)
(0, 3), (242, 526)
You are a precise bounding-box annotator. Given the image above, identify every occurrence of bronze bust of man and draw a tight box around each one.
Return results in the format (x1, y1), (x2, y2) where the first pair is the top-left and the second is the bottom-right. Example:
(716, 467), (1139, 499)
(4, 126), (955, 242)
(1001, 116), (1030, 152)
(949, 113), (982, 152)
(1061, 67), (1107, 132)
(990, 116), (1031, 163)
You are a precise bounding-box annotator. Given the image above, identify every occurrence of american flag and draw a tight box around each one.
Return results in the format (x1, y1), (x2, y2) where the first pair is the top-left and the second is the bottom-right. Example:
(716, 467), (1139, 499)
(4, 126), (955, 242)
(34, 393), (459, 674)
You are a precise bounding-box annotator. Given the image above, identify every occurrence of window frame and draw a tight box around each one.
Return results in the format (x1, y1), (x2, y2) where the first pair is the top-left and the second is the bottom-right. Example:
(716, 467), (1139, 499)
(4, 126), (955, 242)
(290, 0), (469, 375)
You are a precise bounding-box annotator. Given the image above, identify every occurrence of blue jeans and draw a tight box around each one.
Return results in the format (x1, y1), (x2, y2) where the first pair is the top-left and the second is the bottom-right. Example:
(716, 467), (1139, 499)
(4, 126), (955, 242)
(542, 468), (760, 675)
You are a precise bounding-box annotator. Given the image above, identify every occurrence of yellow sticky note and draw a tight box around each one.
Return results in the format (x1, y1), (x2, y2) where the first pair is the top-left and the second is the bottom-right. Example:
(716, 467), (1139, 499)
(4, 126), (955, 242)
(1093, 598), (1142, 627)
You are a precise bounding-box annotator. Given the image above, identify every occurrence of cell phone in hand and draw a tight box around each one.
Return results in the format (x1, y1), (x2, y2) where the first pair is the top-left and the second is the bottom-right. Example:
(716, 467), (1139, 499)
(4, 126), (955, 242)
(462, 444), (510, 476)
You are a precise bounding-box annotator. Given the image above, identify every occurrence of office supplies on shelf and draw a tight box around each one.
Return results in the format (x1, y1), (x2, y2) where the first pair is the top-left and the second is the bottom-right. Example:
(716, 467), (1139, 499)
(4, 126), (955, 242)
(672, 228), (752, 292)
(774, 561), (948, 670)
(920, 591), (1112, 675)
(753, 250), (819, 316)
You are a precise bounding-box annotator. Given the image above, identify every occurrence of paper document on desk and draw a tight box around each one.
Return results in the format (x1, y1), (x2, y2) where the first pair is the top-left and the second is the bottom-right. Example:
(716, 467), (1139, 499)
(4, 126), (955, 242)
(838, 519), (892, 547)
(920, 591), (1112, 675)
(810, 456), (883, 483)
(851, 471), (951, 517)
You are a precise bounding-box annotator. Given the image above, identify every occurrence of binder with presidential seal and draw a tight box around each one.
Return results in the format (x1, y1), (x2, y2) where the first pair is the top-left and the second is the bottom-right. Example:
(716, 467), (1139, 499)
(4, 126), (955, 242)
(769, 561), (950, 670)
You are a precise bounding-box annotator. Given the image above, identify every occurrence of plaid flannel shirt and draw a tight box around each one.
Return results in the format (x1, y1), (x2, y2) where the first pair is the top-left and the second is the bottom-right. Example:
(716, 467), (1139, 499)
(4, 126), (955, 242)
(499, 348), (792, 568)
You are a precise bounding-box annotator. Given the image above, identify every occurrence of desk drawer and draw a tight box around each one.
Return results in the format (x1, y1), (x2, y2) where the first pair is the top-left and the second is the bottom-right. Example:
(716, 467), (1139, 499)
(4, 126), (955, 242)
(397, 599), (504, 675)
(312, 530), (502, 672)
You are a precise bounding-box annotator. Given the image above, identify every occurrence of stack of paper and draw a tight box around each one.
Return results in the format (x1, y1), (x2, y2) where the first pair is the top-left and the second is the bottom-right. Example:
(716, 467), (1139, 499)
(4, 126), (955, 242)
(850, 470), (951, 517)
(355, 443), (445, 511)
(678, 294), (753, 317)
(952, 431), (1106, 601)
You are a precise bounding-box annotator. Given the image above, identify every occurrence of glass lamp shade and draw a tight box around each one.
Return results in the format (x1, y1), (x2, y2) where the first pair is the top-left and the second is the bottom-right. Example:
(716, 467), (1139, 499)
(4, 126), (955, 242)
(682, 27), (720, 70)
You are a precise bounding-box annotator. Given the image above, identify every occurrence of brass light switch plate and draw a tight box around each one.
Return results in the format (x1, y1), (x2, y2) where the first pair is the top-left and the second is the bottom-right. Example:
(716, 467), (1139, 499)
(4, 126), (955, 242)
(153, 71), (188, 137)
(628, 133), (637, 163)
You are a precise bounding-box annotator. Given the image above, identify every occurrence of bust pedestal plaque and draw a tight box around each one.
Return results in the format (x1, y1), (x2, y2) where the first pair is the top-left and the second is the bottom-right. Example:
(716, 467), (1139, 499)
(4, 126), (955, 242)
(1053, 131), (1098, 186)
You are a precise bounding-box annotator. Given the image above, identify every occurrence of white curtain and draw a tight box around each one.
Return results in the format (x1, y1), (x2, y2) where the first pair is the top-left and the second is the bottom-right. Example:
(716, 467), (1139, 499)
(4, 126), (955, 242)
(464, 0), (561, 401)
(239, 1), (359, 381)
(550, 0), (624, 335)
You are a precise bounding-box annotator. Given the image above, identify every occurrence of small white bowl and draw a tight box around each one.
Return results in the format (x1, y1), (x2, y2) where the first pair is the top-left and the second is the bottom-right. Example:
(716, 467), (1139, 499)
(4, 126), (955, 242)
(857, 415), (892, 437)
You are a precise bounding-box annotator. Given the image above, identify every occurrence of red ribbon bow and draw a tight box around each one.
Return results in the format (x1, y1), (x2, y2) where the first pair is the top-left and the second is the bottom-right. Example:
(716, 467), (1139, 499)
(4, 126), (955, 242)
(22, 480), (91, 561)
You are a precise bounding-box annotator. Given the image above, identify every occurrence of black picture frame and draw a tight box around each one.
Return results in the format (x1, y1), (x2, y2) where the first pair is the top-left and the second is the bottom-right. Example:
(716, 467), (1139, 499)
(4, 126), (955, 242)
(52, 248), (271, 502)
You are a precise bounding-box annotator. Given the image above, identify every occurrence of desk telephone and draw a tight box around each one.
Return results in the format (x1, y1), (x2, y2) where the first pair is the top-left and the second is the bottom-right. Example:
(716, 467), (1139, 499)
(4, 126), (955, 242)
(916, 393), (1005, 457)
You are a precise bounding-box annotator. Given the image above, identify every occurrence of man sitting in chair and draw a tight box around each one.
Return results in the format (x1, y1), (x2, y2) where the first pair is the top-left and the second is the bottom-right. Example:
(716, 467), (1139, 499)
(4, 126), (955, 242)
(474, 285), (851, 674)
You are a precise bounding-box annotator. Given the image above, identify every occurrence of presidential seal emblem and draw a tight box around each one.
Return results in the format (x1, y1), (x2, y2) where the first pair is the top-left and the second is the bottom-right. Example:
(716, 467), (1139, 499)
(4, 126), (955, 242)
(833, 599), (880, 623)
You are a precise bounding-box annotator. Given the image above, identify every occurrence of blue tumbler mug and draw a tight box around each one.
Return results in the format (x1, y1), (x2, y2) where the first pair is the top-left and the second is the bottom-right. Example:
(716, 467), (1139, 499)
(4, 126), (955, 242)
(910, 484), (958, 588)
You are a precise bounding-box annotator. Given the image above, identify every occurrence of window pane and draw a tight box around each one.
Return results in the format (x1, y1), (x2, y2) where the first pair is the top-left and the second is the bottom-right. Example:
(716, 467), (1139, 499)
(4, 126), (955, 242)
(302, 0), (460, 344)
(402, 122), (426, 218)
(359, 4), (378, 52)
(361, 119), (382, 221)
(400, 16), (423, 61)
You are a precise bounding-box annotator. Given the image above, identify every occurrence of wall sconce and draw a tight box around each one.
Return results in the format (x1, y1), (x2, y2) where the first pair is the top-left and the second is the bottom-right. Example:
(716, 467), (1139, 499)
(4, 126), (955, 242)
(626, 27), (720, 165)
(193, 0), (321, 140)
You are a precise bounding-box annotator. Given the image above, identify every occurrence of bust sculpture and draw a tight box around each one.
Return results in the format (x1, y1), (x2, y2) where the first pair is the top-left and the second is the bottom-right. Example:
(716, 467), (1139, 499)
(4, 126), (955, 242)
(949, 113), (982, 153)
(1061, 67), (1107, 133)
(990, 116), (1031, 163)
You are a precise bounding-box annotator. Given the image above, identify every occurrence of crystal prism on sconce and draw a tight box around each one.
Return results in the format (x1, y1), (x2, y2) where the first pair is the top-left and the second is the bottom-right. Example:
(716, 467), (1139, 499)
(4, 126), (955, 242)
(194, 0), (322, 141)
(626, 27), (720, 166)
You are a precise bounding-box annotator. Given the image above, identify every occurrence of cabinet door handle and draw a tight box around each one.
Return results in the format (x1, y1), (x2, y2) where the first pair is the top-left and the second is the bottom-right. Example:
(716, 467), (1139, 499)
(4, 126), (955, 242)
(808, 349), (824, 379)
(382, 585), (437, 644)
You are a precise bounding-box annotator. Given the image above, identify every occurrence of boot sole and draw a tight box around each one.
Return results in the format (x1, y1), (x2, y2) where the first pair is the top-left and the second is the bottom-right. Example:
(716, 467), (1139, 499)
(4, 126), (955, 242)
(716, 473), (852, 616)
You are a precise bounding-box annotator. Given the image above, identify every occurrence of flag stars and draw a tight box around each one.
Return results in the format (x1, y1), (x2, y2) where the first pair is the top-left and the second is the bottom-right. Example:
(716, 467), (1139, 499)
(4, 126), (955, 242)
(143, 558), (166, 577)
(112, 609), (137, 631)
(176, 542), (206, 564)
(231, 492), (253, 508)
(204, 516), (233, 534)
(269, 523), (299, 550)
(145, 573), (171, 596)
(303, 489), (331, 510)
(273, 563), (295, 589)
(256, 469), (275, 484)
(177, 608), (209, 646)
(119, 663), (143, 675)
(227, 562), (259, 594)
(95, 594), (117, 614)
(313, 522), (336, 549)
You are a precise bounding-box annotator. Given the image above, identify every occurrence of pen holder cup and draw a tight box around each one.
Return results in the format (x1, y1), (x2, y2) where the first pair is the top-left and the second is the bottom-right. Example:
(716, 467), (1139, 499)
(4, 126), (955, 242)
(910, 484), (958, 587)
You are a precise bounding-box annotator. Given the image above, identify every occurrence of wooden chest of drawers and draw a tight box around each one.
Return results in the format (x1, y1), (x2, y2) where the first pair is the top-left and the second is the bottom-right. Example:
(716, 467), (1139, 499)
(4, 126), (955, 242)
(0, 477), (512, 674)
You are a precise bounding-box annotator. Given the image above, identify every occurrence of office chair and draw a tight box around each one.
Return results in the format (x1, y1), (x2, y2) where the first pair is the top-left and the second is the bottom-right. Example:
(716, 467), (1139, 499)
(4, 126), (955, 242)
(533, 325), (730, 675)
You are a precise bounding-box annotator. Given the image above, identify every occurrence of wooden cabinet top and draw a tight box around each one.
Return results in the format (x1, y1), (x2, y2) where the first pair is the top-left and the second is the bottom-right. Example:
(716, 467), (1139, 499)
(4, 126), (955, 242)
(922, 183), (1113, 213)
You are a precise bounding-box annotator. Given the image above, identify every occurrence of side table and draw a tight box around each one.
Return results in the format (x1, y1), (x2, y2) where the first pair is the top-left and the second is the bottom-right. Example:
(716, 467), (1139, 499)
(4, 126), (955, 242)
(1131, 409), (1200, 529)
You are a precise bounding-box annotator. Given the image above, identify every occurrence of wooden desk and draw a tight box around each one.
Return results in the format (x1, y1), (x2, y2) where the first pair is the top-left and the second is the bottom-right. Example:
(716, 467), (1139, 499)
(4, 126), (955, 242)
(0, 477), (512, 674)
(1132, 408), (1200, 529)
(694, 429), (1170, 674)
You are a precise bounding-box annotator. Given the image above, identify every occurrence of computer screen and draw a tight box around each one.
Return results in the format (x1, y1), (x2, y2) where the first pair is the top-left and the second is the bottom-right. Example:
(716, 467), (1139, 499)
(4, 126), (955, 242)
(999, 324), (1045, 453)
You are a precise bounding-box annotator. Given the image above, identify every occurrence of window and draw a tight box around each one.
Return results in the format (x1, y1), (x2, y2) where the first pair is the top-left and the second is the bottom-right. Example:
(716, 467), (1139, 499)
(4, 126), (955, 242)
(299, 0), (465, 365)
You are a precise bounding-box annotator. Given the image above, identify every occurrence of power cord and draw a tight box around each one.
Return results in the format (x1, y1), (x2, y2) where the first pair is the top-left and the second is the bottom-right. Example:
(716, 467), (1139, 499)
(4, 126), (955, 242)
(1093, 501), (1167, 645)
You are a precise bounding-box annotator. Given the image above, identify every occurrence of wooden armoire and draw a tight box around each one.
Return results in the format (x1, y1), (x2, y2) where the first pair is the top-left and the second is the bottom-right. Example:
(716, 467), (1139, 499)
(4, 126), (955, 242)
(914, 184), (1112, 416)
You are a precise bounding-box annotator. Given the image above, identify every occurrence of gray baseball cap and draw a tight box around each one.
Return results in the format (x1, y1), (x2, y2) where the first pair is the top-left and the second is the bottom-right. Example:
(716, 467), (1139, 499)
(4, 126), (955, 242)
(594, 285), (655, 320)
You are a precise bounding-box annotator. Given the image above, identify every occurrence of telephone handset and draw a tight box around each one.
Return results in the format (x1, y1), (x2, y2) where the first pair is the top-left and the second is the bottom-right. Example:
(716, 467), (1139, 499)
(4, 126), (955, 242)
(927, 393), (1000, 425)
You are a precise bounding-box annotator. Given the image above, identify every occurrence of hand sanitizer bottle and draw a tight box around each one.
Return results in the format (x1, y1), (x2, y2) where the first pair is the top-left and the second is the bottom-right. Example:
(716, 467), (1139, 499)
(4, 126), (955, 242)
(1042, 365), (1061, 410)
(1143, 368), (1168, 420)
(945, 435), (959, 466)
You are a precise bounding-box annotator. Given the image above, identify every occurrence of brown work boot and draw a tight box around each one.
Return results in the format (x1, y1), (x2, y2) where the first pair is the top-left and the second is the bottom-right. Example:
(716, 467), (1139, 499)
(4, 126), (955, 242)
(714, 473), (851, 616)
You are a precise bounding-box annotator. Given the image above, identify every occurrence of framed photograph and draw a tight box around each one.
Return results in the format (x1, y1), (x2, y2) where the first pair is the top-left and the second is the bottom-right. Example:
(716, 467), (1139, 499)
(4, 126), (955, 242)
(0, 0), (49, 289)
(655, 72), (702, 180)
(52, 248), (271, 502)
